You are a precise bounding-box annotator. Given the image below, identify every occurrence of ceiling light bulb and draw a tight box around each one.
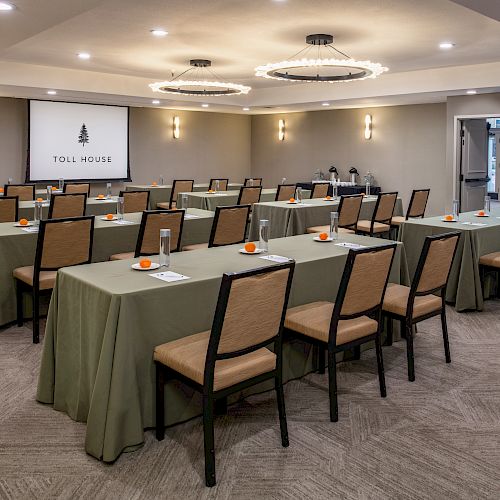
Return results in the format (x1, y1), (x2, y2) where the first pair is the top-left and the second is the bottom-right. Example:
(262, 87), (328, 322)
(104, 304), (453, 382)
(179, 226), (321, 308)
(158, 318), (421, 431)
(151, 29), (168, 37)
(201, 104), (209, 108)
(439, 42), (455, 49)
(47, 90), (57, 95)
(243, 107), (250, 111)
(0, 2), (14, 11)
(78, 52), (91, 60)
(466, 89), (477, 95)
(152, 99), (160, 104)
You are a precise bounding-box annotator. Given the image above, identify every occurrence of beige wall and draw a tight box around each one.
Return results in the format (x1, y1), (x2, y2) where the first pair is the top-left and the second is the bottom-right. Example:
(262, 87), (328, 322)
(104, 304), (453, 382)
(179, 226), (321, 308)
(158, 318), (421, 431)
(251, 104), (447, 215)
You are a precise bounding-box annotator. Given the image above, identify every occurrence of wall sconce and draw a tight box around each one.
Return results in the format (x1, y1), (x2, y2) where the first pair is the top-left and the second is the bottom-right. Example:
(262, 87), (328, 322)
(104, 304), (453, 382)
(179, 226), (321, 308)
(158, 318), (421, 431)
(173, 116), (180, 139)
(364, 114), (372, 140)
(278, 119), (285, 141)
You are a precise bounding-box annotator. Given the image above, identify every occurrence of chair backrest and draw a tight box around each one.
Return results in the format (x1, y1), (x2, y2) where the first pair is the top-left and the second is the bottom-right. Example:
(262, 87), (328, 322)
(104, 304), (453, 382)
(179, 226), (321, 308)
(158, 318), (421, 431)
(48, 193), (87, 219)
(244, 178), (262, 187)
(209, 205), (251, 247)
(275, 184), (296, 201)
(330, 245), (397, 343)
(35, 216), (94, 274)
(337, 195), (363, 229)
(373, 192), (398, 225)
(64, 183), (90, 195)
(209, 178), (228, 191)
(119, 190), (150, 213)
(406, 189), (430, 219)
(4, 184), (35, 201)
(136, 209), (184, 256)
(204, 262), (295, 388)
(237, 186), (262, 206)
(311, 183), (330, 199)
(0, 196), (18, 222)
(411, 232), (460, 297)
(169, 180), (194, 207)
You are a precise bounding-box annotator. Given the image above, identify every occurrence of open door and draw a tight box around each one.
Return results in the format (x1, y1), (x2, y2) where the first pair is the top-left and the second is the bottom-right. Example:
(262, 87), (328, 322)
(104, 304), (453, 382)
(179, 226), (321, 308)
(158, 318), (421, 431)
(459, 119), (489, 212)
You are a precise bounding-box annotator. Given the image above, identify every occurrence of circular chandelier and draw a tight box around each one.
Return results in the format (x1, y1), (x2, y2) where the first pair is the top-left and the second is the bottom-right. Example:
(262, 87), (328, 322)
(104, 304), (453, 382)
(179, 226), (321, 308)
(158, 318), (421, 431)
(255, 34), (388, 83)
(149, 59), (251, 96)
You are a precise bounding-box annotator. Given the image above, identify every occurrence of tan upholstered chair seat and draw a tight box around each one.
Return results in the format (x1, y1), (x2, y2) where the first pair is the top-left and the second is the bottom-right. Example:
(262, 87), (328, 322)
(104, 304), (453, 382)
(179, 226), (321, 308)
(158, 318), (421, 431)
(383, 283), (442, 318)
(154, 331), (276, 391)
(479, 252), (500, 268)
(13, 266), (56, 290)
(391, 216), (406, 226)
(183, 243), (208, 251)
(110, 252), (134, 261)
(157, 202), (169, 209)
(305, 226), (355, 235)
(285, 301), (378, 344)
(356, 220), (391, 233)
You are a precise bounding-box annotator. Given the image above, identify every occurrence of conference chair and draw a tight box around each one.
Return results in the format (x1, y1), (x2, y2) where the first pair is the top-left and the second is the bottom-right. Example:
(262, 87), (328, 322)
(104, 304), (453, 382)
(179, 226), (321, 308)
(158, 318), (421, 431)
(110, 209), (184, 260)
(183, 205), (251, 251)
(157, 179), (194, 209)
(310, 182), (330, 199)
(119, 190), (150, 213)
(284, 244), (396, 422)
(48, 193), (87, 219)
(382, 232), (460, 381)
(244, 177), (262, 187)
(0, 195), (19, 222)
(209, 178), (229, 191)
(63, 183), (91, 195)
(154, 261), (295, 487)
(13, 216), (94, 343)
(391, 189), (430, 227)
(356, 192), (398, 238)
(306, 194), (364, 235)
(275, 184), (296, 202)
(237, 186), (262, 206)
(4, 184), (35, 202)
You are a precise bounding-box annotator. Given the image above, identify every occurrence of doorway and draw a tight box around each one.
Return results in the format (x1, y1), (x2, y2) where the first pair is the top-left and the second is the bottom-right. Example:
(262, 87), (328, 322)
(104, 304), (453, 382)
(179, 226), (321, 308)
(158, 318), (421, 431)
(487, 117), (500, 198)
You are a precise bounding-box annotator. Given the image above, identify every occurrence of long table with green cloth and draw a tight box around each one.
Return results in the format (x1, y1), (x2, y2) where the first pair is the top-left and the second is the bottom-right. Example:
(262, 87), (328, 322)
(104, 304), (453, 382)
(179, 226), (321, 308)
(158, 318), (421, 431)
(0, 208), (213, 326)
(248, 196), (404, 240)
(399, 208), (500, 311)
(36, 233), (407, 462)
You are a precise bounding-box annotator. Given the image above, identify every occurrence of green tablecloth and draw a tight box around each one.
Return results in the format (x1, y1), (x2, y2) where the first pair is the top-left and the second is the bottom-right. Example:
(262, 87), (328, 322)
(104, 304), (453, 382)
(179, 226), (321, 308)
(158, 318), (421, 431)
(0, 208), (213, 326)
(399, 209), (500, 311)
(179, 188), (278, 211)
(126, 183), (243, 209)
(37, 233), (405, 462)
(249, 197), (404, 240)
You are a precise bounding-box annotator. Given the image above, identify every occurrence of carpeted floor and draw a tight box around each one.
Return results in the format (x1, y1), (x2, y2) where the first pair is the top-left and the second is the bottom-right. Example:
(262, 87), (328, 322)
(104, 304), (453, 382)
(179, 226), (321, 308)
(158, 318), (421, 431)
(1, 302), (500, 500)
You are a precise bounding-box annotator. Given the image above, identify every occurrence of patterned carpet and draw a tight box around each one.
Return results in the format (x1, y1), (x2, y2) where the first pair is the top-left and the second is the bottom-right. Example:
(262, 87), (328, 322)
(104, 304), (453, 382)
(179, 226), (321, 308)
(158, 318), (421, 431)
(1, 301), (500, 500)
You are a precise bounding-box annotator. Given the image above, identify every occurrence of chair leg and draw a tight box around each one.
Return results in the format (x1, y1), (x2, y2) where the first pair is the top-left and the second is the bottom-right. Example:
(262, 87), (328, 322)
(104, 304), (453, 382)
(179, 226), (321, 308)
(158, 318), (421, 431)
(327, 350), (338, 422)
(16, 280), (24, 327)
(155, 363), (165, 441)
(275, 376), (289, 447)
(214, 397), (228, 416)
(375, 334), (387, 397)
(203, 394), (216, 487)
(405, 321), (415, 382)
(318, 346), (325, 374)
(441, 309), (451, 363)
(32, 289), (39, 344)
(385, 316), (393, 346)
(352, 345), (361, 360)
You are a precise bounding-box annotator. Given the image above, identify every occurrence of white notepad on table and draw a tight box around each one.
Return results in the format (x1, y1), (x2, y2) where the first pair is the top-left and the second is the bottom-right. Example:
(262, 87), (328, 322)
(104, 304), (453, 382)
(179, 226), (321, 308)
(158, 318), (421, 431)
(149, 271), (190, 283)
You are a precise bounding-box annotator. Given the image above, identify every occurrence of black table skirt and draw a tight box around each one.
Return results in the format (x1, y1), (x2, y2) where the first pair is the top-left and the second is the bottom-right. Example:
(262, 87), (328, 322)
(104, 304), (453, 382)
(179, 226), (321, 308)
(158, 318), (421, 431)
(296, 182), (381, 197)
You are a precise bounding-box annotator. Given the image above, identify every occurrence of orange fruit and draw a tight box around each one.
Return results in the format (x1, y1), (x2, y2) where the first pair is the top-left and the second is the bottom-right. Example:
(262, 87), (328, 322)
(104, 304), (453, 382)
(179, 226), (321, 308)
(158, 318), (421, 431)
(0, 188), (4, 193)
(97, 194), (104, 199)
(444, 214), (453, 221)
(319, 232), (329, 241)
(106, 213), (114, 220)
(51, 186), (57, 190)
(244, 242), (256, 253)
(19, 218), (28, 226)
(152, 181), (157, 186)
(139, 259), (152, 269)
(36, 197), (43, 202)
(326, 196), (331, 200)
(478, 210), (485, 216)
(289, 197), (295, 203)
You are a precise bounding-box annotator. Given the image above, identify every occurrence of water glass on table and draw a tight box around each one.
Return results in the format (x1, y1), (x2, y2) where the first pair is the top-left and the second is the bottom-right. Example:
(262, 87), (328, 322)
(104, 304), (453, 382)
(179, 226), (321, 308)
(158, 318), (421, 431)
(452, 200), (460, 221)
(159, 228), (171, 268)
(295, 186), (303, 204)
(58, 178), (64, 191)
(365, 182), (371, 196)
(47, 185), (53, 201)
(330, 212), (339, 240)
(34, 200), (43, 226)
(484, 196), (491, 214)
(179, 193), (188, 210)
(106, 182), (112, 199)
(259, 219), (270, 253)
(215, 179), (220, 193)
(117, 196), (124, 220)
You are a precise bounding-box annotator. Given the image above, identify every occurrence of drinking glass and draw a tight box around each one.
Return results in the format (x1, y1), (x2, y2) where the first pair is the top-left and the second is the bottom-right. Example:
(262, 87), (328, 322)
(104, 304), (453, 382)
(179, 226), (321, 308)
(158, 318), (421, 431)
(248, 178), (254, 187)
(58, 178), (64, 191)
(452, 199), (460, 221)
(332, 183), (338, 199)
(295, 187), (302, 203)
(106, 182), (112, 199)
(46, 185), (53, 201)
(330, 212), (339, 240)
(8, 177), (13, 185)
(34, 200), (43, 226)
(159, 175), (164, 186)
(159, 228), (171, 268)
(259, 219), (270, 252)
(180, 193), (188, 210)
(366, 182), (371, 196)
(215, 179), (220, 192)
(117, 196), (124, 220)
(484, 196), (491, 214)
(281, 177), (287, 185)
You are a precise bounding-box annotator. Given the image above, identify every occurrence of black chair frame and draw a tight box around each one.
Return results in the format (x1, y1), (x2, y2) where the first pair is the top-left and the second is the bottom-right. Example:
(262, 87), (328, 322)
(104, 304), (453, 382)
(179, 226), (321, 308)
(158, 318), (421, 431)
(119, 190), (151, 212)
(63, 183), (91, 195)
(310, 182), (330, 199)
(337, 194), (364, 231)
(244, 177), (262, 187)
(391, 189), (430, 228)
(209, 178), (229, 191)
(168, 180), (194, 209)
(47, 192), (88, 219)
(207, 204), (251, 248)
(237, 186), (262, 205)
(4, 184), (36, 201)
(358, 191), (398, 238)
(275, 184), (297, 202)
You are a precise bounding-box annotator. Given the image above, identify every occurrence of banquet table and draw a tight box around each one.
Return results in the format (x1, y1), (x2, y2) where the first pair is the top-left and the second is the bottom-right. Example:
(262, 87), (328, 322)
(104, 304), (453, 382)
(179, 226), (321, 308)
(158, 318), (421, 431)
(399, 209), (500, 312)
(178, 188), (278, 211)
(0, 208), (213, 326)
(248, 196), (404, 240)
(126, 183), (243, 209)
(37, 232), (406, 462)
(18, 196), (120, 220)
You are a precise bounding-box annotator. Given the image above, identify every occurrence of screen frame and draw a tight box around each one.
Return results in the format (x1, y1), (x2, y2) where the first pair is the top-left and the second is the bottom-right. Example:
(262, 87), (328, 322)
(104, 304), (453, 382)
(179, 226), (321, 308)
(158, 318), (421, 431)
(26, 99), (131, 183)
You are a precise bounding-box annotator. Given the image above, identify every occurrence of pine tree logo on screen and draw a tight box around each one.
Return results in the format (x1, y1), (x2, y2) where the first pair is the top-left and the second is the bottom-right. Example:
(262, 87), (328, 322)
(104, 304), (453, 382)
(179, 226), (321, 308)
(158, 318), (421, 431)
(78, 123), (89, 147)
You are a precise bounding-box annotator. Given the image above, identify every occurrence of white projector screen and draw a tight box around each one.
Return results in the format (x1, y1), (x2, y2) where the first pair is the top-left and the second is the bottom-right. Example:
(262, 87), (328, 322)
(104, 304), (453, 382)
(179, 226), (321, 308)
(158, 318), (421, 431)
(28, 100), (130, 182)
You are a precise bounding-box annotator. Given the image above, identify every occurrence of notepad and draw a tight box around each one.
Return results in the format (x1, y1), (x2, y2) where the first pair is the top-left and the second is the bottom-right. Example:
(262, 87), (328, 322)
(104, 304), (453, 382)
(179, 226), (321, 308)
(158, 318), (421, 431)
(149, 271), (190, 283)
(259, 255), (292, 263)
(112, 220), (135, 225)
(21, 227), (39, 233)
(335, 242), (366, 249)
(184, 214), (200, 219)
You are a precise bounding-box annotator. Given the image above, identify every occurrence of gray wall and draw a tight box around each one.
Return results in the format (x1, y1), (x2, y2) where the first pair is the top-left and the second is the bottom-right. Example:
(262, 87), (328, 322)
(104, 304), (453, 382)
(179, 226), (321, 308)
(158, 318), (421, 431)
(251, 104), (447, 216)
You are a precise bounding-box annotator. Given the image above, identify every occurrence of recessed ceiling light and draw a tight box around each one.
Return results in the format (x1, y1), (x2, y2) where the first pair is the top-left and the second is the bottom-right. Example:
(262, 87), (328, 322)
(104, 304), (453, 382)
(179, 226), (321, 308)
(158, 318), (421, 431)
(466, 89), (477, 95)
(439, 42), (455, 49)
(322, 102), (330, 106)
(201, 104), (209, 108)
(151, 29), (168, 37)
(47, 90), (57, 95)
(0, 2), (14, 11)
(152, 99), (160, 104)
(243, 107), (250, 111)
(77, 52), (91, 60)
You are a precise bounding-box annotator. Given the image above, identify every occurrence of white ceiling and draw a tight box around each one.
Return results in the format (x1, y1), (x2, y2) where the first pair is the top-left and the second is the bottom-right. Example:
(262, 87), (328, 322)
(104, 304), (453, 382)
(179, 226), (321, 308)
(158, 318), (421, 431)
(0, 0), (499, 112)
